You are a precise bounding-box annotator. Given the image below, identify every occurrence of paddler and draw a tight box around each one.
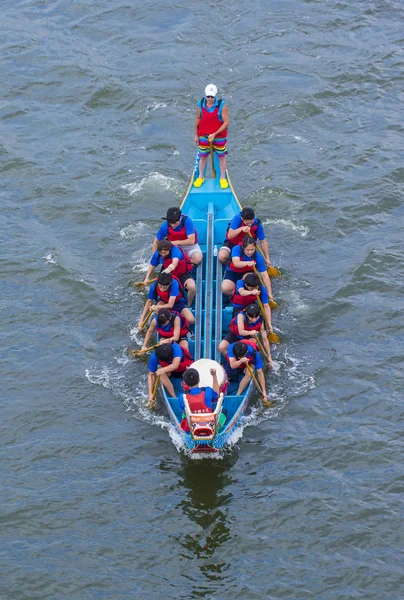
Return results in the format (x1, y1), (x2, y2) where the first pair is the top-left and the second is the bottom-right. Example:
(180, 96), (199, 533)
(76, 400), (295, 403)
(143, 239), (196, 306)
(142, 307), (190, 352)
(147, 342), (193, 406)
(152, 206), (202, 266)
(193, 83), (230, 189)
(218, 206), (271, 266)
(221, 235), (273, 301)
(230, 272), (273, 327)
(225, 341), (268, 402)
(138, 271), (195, 329)
(218, 303), (272, 365)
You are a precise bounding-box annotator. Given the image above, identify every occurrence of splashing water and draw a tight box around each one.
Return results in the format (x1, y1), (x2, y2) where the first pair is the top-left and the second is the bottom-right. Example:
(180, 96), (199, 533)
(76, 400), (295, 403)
(121, 172), (183, 197)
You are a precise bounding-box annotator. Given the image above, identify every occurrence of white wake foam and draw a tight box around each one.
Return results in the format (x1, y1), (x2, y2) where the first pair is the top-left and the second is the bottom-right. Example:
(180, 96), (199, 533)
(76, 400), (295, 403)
(121, 172), (182, 197)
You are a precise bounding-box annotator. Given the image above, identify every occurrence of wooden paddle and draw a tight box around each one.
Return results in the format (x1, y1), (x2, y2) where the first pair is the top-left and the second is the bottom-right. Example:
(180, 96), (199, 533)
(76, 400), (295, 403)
(256, 296), (280, 344)
(139, 307), (153, 331)
(245, 362), (272, 407)
(131, 342), (161, 357)
(253, 267), (278, 309)
(131, 277), (157, 288)
(255, 334), (271, 364)
(255, 245), (281, 277)
(148, 375), (160, 409)
(209, 140), (216, 179)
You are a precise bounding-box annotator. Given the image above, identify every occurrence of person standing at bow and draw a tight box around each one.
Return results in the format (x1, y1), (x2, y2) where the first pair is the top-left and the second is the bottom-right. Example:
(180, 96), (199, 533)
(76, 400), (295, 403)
(193, 83), (230, 189)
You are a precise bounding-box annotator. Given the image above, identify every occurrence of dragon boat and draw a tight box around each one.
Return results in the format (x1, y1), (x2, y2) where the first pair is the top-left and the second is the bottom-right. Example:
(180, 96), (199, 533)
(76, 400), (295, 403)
(154, 152), (256, 453)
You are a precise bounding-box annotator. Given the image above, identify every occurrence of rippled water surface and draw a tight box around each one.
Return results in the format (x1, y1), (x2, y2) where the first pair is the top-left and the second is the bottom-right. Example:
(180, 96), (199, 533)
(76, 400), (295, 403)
(1, 1), (403, 598)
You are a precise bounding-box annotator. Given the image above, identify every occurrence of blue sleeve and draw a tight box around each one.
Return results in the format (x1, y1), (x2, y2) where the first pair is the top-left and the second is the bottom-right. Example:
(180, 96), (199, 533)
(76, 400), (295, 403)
(148, 282), (157, 300)
(197, 100), (202, 117)
(150, 251), (161, 267)
(172, 343), (182, 359)
(256, 222), (266, 241)
(255, 252), (266, 272)
(171, 247), (183, 261)
(227, 344), (235, 359)
(230, 215), (242, 230)
(156, 223), (169, 241)
(184, 217), (195, 236)
(148, 353), (159, 373)
(260, 286), (269, 304)
(253, 350), (263, 370)
(232, 245), (241, 259)
(235, 280), (245, 293)
(170, 279), (180, 297)
(218, 100), (226, 121)
(204, 387), (218, 409)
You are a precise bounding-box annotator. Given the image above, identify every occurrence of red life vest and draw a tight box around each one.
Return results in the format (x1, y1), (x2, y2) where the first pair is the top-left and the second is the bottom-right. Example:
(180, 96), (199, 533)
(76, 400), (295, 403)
(168, 215), (198, 243)
(156, 311), (190, 339)
(229, 313), (263, 336)
(226, 339), (257, 368)
(228, 246), (258, 274)
(163, 248), (192, 277)
(225, 217), (262, 246)
(152, 279), (184, 304)
(231, 286), (260, 307)
(197, 100), (227, 137)
(186, 389), (211, 413)
(159, 347), (193, 373)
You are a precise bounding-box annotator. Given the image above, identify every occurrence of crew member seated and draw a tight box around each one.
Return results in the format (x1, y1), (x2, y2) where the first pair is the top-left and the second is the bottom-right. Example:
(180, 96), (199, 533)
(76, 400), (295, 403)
(147, 342), (193, 406)
(152, 206), (202, 265)
(225, 340), (268, 402)
(142, 307), (190, 352)
(230, 272), (273, 327)
(219, 303), (271, 365)
(143, 239), (196, 306)
(138, 271), (194, 329)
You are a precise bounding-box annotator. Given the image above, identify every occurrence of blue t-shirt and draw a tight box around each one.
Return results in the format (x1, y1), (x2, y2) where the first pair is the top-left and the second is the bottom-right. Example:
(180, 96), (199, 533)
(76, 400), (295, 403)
(227, 343), (263, 370)
(235, 313), (263, 338)
(231, 246), (266, 272)
(148, 278), (180, 301)
(179, 386), (218, 411)
(150, 246), (183, 267)
(153, 312), (183, 332)
(233, 280), (269, 305)
(148, 342), (183, 373)
(156, 216), (195, 241)
(229, 215), (265, 241)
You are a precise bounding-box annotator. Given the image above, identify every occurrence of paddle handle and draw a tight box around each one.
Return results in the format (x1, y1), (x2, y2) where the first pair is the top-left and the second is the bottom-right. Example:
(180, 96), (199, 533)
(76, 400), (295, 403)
(209, 140), (216, 179)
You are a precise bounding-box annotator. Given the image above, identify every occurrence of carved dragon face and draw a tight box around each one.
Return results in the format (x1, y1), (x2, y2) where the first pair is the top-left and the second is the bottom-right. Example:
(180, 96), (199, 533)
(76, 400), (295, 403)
(189, 414), (217, 441)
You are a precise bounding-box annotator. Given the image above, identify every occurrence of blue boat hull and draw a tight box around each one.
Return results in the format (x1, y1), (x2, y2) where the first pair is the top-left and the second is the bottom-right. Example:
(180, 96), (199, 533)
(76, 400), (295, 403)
(159, 152), (253, 453)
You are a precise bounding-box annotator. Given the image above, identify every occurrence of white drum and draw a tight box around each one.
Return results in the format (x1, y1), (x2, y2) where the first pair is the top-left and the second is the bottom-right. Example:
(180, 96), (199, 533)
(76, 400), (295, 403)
(190, 359), (226, 389)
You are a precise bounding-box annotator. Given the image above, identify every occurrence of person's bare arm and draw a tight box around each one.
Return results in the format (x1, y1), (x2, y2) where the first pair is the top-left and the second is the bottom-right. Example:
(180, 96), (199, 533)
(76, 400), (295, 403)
(194, 107), (201, 144)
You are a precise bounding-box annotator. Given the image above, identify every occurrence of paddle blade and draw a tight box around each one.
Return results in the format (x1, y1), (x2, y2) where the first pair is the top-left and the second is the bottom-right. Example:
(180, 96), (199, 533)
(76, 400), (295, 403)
(268, 332), (280, 344)
(267, 266), (281, 277)
(269, 299), (278, 309)
(262, 398), (275, 408)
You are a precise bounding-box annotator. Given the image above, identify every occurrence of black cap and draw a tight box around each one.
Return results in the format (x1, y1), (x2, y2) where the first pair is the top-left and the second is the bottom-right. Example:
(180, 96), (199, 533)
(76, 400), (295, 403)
(166, 207), (181, 223)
